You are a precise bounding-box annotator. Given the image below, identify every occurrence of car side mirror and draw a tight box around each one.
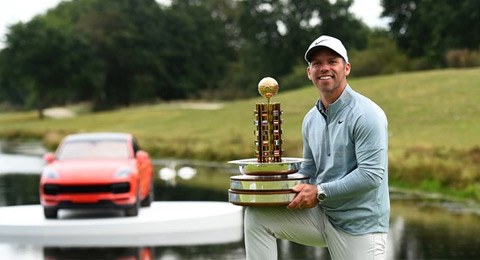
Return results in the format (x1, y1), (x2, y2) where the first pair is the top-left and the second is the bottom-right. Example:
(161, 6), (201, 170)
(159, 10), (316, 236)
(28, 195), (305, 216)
(136, 150), (149, 162)
(43, 153), (55, 164)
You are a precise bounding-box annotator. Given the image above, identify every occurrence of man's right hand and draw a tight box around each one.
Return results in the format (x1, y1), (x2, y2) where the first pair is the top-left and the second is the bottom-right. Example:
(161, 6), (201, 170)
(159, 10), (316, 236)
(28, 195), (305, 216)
(287, 184), (319, 210)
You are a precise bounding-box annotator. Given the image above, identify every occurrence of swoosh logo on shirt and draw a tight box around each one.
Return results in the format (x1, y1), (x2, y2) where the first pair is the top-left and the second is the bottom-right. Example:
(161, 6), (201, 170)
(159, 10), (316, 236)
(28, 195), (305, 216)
(338, 120), (344, 124)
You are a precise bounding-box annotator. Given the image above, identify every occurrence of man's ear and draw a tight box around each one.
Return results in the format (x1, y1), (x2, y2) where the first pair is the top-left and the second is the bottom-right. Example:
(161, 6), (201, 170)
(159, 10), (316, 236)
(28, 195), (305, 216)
(307, 66), (312, 80)
(345, 63), (351, 76)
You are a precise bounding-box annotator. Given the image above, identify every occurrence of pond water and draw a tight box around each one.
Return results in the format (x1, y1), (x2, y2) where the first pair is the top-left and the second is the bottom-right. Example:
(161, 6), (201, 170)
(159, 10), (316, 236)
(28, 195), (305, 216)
(0, 141), (480, 259)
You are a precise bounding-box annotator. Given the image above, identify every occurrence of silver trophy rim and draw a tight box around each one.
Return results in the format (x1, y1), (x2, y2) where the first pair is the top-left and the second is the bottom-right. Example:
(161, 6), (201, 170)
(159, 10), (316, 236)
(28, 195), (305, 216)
(228, 157), (307, 165)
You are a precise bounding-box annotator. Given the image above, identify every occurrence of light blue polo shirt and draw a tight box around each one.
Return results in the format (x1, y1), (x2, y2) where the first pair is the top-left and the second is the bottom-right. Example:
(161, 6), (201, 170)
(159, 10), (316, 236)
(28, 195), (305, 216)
(298, 84), (390, 235)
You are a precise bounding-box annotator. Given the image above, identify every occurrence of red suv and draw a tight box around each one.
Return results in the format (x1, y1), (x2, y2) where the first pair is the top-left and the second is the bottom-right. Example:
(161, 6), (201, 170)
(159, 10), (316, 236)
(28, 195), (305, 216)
(40, 133), (154, 219)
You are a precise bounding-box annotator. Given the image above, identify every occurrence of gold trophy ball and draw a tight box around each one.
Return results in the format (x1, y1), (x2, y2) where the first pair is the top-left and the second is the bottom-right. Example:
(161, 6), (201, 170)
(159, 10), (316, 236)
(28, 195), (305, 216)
(258, 77), (279, 99)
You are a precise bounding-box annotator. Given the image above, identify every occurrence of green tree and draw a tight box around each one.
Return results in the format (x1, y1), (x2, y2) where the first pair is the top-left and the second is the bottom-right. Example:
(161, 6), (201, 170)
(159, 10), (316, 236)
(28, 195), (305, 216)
(0, 17), (97, 118)
(48, 0), (231, 106)
(231, 0), (368, 94)
(0, 0), (233, 110)
(0, 0), (377, 111)
(381, 0), (480, 66)
(66, 0), (166, 109)
(160, 0), (234, 99)
(349, 29), (410, 77)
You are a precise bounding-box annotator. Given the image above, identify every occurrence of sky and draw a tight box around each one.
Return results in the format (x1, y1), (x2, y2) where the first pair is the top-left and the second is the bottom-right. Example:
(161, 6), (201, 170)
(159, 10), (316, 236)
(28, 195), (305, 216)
(0, 0), (389, 49)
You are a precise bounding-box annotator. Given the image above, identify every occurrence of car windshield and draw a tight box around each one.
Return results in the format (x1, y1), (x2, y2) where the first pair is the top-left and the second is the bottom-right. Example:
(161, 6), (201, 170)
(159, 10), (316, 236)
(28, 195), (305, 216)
(57, 140), (130, 160)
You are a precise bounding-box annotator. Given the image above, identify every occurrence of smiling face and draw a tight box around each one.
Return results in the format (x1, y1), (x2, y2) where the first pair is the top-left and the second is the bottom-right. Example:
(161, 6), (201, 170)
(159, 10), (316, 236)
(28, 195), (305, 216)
(307, 48), (351, 106)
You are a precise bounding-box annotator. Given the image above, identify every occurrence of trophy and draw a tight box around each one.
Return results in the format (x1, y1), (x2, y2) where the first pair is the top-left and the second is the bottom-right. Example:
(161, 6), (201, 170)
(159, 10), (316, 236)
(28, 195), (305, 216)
(228, 77), (308, 206)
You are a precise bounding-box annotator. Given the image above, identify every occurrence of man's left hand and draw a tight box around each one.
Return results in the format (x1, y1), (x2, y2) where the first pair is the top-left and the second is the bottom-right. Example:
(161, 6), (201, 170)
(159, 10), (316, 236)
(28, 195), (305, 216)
(287, 184), (319, 210)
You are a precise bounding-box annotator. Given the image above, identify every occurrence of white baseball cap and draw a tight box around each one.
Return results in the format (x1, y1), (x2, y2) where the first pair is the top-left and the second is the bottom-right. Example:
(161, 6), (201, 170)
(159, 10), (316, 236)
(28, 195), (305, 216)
(304, 35), (349, 63)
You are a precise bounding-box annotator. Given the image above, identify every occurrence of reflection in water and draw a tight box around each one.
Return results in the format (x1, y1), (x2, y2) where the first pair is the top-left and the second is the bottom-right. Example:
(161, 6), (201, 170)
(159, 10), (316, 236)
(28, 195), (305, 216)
(0, 140), (47, 156)
(44, 247), (153, 260)
(0, 174), (40, 206)
(42, 243), (249, 260)
(389, 201), (480, 260)
(0, 140), (46, 174)
(158, 162), (198, 187)
(1, 156), (480, 259)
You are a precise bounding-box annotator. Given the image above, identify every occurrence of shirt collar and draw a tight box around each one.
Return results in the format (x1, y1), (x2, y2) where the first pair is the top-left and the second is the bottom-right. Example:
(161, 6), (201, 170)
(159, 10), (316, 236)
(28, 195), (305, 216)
(316, 84), (354, 117)
(316, 98), (327, 119)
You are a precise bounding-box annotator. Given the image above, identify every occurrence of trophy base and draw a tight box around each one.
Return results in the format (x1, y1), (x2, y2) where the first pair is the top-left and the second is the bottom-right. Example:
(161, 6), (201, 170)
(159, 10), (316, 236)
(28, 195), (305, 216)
(228, 157), (308, 206)
(230, 173), (309, 191)
(229, 190), (296, 206)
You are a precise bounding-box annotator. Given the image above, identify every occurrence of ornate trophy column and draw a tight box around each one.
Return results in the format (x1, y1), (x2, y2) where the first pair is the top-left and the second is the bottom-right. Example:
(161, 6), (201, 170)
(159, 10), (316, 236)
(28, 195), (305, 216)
(228, 77), (308, 206)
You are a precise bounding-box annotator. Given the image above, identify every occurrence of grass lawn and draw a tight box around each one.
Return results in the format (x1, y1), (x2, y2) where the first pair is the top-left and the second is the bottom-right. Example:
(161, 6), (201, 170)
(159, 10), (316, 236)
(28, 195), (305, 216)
(1, 67), (479, 200)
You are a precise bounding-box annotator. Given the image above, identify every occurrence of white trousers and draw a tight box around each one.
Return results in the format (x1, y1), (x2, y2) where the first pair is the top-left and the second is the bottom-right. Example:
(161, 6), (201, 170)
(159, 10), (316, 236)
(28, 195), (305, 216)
(244, 206), (387, 260)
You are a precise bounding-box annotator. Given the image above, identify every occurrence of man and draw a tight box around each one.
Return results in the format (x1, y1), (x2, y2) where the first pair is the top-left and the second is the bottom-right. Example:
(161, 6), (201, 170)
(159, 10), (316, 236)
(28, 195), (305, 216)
(244, 35), (389, 260)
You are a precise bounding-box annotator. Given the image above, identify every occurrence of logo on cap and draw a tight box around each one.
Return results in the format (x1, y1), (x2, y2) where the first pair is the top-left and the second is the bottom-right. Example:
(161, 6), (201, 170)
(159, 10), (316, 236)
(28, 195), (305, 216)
(314, 39), (327, 46)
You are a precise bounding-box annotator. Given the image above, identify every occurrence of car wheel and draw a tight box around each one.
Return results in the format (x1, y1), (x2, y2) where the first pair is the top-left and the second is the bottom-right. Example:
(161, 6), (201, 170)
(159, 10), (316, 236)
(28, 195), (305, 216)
(141, 179), (154, 207)
(125, 186), (140, 217)
(44, 207), (58, 219)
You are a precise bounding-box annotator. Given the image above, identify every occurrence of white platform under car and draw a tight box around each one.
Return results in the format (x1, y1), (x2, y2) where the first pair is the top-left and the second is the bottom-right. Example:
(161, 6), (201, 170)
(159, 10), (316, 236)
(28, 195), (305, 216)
(0, 201), (243, 247)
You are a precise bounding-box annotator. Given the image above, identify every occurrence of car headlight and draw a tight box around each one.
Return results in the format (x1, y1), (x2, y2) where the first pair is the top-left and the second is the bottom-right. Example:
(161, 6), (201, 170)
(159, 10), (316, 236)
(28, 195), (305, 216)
(114, 168), (131, 178)
(42, 168), (59, 179)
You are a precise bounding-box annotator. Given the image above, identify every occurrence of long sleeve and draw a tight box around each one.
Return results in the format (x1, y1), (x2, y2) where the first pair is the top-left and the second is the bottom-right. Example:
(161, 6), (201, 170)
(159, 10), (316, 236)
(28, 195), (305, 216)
(323, 110), (388, 199)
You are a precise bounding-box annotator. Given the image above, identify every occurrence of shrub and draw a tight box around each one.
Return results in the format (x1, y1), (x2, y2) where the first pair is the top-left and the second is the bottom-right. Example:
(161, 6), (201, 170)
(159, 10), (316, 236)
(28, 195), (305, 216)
(280, 61), (311, 91)
(445, 49), (480, 68)
(389, 146), (480, 198)
(349, 35), (410, 77)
